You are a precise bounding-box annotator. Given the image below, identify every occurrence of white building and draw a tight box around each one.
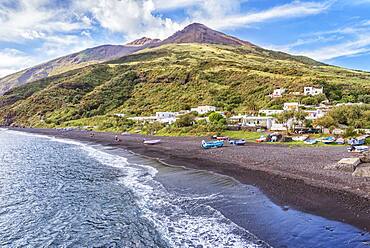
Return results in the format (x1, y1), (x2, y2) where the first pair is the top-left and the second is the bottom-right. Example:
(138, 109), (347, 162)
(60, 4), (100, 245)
(283, 102), (299, 111)
(229, 115), (276, 129)
(336, 102), (365, 107)
(128, 116), (157, 123)
(156, 112), (177, 119)
(270, 123), (287, 131)
(190, 105), (217, 115)
(269, 88), (286, 98)
(155, 112), (177, 124)
(304, 87), (324, 96)
(259, 109), (284, 116)
(304, 109), (326, 120)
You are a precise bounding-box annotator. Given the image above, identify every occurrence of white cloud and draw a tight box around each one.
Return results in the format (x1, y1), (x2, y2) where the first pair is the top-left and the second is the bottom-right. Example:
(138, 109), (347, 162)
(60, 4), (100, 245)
(0, 0), (90, 42)
(273, 20), (370, 61)
(191, 1), (333, 30)
(0, 0), (335, 77)
(0, 0), (98, 77)
(73, 0), (331, 40)
(153, 0), (203, 10)
(299, 35), (370, 60)
(74, 0), (184, 40)
(0, 49), (36, 77)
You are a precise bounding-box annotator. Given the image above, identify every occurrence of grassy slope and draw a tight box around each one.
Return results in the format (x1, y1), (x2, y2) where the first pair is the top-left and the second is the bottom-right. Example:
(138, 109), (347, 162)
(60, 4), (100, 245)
(1, 43), (370, 127)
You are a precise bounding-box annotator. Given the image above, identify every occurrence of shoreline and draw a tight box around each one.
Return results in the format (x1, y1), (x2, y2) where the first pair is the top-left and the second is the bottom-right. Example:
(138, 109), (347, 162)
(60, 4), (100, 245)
(7, 127), (370, 232)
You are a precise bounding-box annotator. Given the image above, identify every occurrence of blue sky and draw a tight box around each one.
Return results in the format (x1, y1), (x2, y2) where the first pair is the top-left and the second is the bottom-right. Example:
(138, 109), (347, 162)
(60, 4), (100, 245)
(1, 0), (370, 77)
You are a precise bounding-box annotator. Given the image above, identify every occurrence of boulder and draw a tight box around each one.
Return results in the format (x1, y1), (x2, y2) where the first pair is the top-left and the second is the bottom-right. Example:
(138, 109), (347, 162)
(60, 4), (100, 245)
(337, 158), (361, 172)
(360, 155), (370, 163)
(325, 158), (361, 172)
(353, 163), (370, 177)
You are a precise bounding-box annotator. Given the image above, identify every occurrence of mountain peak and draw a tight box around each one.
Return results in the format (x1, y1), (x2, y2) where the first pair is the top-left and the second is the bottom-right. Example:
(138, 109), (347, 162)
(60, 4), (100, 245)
(182, 22), (208, 30)
(161, 22), (256, 47)
(126, 37), (161, 46)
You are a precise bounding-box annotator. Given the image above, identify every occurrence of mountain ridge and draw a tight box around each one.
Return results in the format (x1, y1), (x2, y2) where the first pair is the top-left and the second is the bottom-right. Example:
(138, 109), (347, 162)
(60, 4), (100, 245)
(126, 37), (161, 46)
(1, 40), (369, 128)
(0, 23), (324, 95)
(159, 23), (257, 47)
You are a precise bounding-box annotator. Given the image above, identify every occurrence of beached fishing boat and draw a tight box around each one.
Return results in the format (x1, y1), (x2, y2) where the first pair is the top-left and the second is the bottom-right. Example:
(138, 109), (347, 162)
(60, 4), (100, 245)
(336, 138), (345, 145)
(202, 140), (224, 149)
(322, 136), (336, 144)
(229, 139), (246, 146)
(256, 135), (267, 143)
(304, 139), (318, 145)
(347, 145), (369, 153)
(143, 139), (161, 145)
(292, 136), (308, 142)
(348, 135), (368, 146)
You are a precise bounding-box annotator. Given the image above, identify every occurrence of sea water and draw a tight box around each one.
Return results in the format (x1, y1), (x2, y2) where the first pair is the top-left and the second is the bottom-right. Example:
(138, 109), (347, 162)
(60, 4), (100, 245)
(0, 129), (368, 247)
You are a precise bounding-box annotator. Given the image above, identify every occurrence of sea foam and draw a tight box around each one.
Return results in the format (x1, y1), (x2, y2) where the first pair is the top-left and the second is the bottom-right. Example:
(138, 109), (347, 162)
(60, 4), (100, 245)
(81, 145), (267, 247)
(4, 130), (268, 247)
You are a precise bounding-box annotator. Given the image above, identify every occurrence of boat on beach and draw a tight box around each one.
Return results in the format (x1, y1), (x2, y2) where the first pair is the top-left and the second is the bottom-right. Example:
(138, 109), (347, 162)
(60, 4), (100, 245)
(321, 136), (336, 144)
(347, 145), (369, 153)
(256, 135), (267, 143)
(229, 139), (246, 146)
(292, 136), (308, 142)
(348, 135), (368, 146)
(336, 138), (345, 145)
(202, 140), (224, 149)
(143, 139), (161, 145)
(304, 139), (318, 145)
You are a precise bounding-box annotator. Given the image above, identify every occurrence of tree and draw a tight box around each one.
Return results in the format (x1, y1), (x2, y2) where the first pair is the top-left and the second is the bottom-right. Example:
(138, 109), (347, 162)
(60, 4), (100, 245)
(301, 97), (318, 106)
(358, 95), (370, 104)
(344, 127), (357, 138)
(313, 115), (337, 129)
(208, 112), (224, 123)
(175, 114), (195, 127)
(294, 110), (308, 125)
(276, 111), (295, 124)
(144, 122), (164, 135)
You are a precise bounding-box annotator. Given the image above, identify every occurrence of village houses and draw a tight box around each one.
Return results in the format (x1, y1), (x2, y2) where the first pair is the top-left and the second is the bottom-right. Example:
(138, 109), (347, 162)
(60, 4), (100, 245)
(283, 102), (299, 111)
(269, 86), (324, 97)
(269, 88), (286, 98)
(190, 105), (217, 115)
(304, 87), (324, 96)
(259, 109), (284, 116)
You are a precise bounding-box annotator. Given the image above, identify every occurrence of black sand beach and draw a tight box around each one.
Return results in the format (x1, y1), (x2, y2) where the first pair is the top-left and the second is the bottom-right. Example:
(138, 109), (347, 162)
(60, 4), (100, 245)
(10, 128), (370, 232)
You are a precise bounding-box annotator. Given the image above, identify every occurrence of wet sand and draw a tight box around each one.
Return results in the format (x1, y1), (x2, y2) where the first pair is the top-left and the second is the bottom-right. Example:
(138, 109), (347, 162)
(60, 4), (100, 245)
(10, 128), (370, 231)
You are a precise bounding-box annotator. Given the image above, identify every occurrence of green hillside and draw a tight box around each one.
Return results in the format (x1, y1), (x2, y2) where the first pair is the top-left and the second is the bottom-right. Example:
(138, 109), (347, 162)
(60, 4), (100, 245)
(1, 43), (370, 128)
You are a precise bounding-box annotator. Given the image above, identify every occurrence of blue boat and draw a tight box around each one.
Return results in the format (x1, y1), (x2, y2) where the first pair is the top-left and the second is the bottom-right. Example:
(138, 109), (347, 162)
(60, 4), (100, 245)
(229, 139), (246, 146)
(322, 136), (336, 144)
(348, 137), (365, 146)
(304, 139), (318, 145)
(348, 145), (369, 153)
(202, 140), (224, 149)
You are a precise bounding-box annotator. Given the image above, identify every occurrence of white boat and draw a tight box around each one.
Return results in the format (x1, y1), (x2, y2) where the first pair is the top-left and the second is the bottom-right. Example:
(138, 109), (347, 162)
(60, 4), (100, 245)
(292, 136), (308, 141)
(348, 145), (368, 153)
(143, 139), (161, 145)
(304, 139), (318, 145)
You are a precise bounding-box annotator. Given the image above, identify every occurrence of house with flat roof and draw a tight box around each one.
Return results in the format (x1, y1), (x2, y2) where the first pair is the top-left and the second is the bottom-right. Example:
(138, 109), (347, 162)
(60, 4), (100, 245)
(269, 88), (286, 98)
(259, 109), (284, 116)
(155, 112), (178, 124)
(304, 87), (323, 96)
(190, 105), (217, 115)
(304, 109), (326, 120)
(229, 115), (276, 129)
(283, 102), (299, 111)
